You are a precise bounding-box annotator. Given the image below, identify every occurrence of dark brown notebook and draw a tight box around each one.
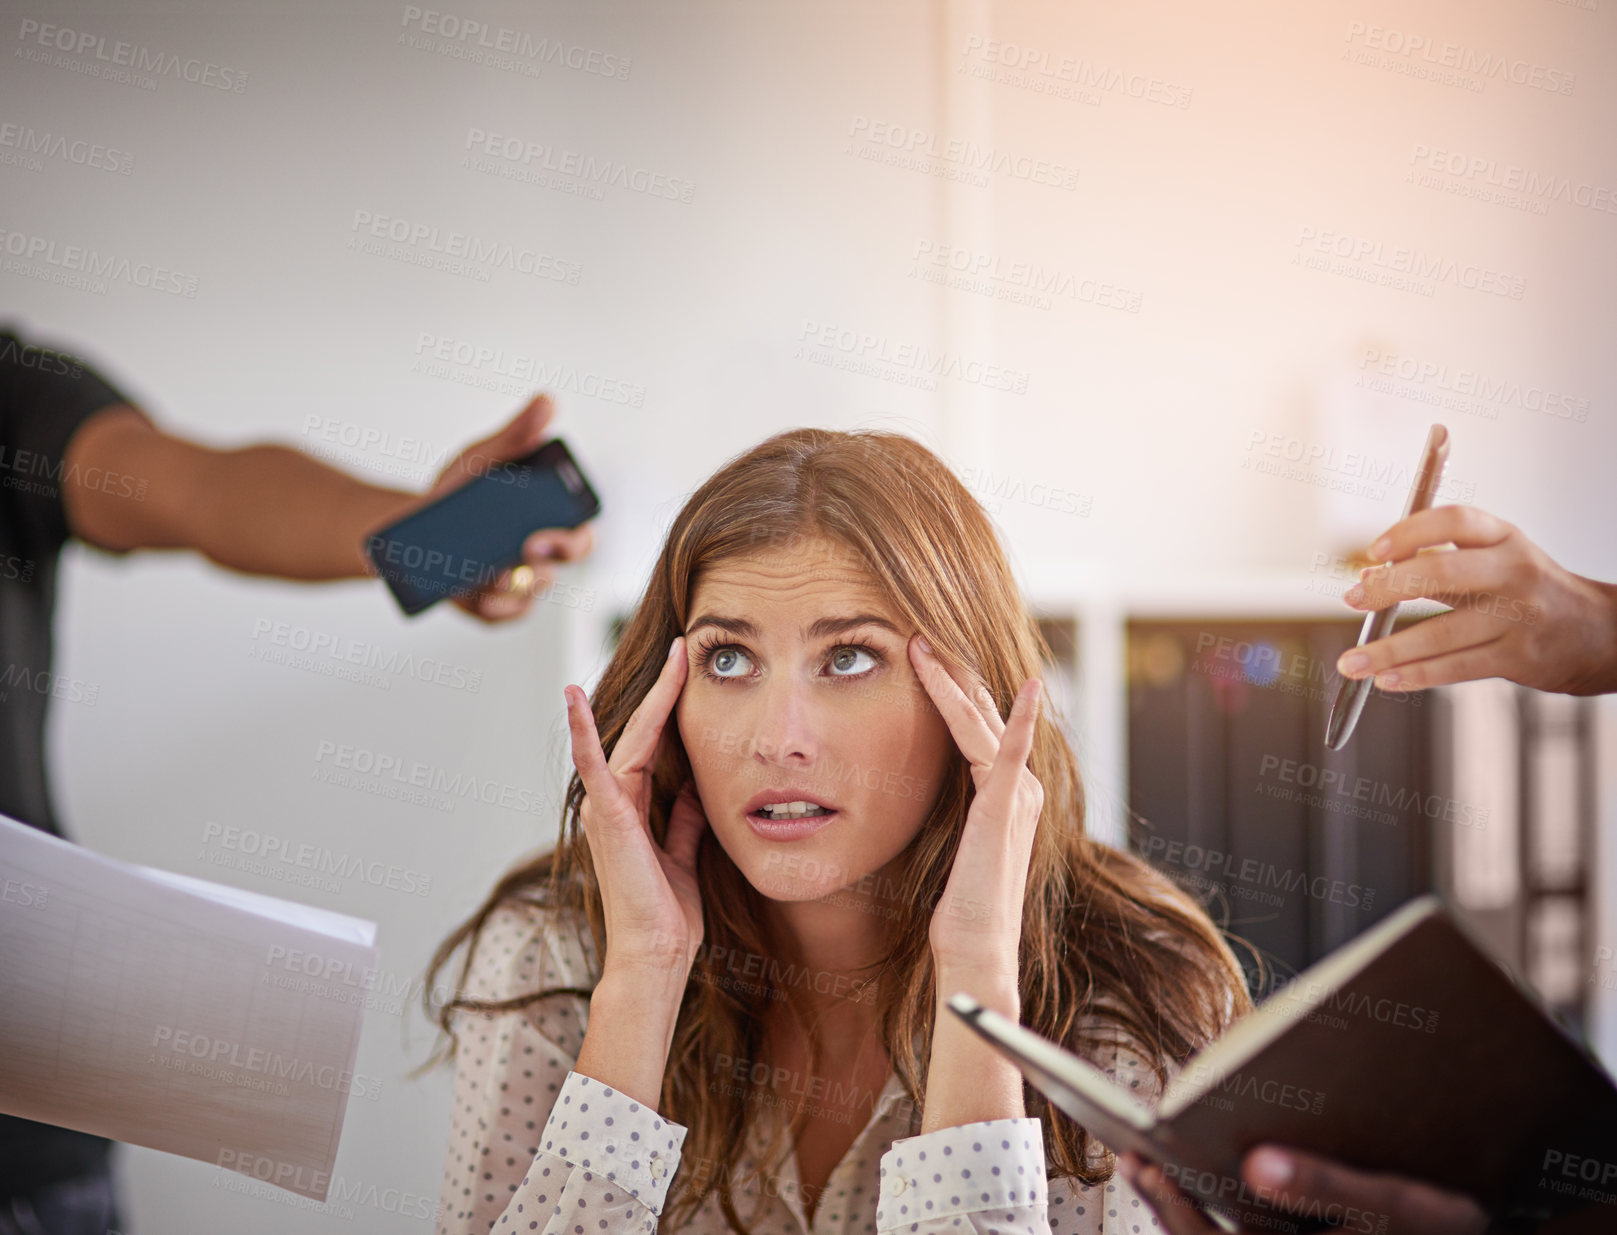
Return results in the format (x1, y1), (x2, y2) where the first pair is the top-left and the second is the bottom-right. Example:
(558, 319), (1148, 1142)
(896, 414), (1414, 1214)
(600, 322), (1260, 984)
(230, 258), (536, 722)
(949, 896), (1617, 1232)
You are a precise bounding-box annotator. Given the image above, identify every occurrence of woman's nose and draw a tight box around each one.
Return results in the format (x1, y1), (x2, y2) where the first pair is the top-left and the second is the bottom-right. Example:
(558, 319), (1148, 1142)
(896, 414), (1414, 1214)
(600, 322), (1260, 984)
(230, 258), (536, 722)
(746, 676), (821, 765)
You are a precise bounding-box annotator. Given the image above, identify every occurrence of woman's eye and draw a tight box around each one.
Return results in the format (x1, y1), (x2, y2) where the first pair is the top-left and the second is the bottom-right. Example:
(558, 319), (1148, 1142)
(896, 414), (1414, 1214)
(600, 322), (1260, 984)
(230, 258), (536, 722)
(709, 647), (752, 677)
(828, 646), (877, 676)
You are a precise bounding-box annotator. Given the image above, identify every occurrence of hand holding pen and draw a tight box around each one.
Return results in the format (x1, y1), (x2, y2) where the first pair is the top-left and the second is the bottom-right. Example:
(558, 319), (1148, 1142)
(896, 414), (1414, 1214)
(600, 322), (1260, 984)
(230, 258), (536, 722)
(1325, 424), (1451, 749)
(1336, 504), (1617, 698)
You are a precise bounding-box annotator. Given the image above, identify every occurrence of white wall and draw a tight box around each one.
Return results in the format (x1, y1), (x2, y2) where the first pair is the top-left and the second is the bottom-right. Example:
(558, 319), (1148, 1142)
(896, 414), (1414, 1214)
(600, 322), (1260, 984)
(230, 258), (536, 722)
(3, 1), (1613, 1231)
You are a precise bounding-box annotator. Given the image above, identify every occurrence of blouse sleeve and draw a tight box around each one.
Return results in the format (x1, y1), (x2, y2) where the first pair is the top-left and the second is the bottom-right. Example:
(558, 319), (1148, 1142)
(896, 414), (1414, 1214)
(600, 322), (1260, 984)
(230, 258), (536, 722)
(874, 1037), (1167, 1235)
(436, 902), (689, 1235)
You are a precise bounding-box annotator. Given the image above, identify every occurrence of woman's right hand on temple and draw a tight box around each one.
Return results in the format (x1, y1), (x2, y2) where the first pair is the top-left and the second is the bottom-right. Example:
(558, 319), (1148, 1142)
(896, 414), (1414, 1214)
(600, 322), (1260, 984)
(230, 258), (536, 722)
(564, 636), (709, 987)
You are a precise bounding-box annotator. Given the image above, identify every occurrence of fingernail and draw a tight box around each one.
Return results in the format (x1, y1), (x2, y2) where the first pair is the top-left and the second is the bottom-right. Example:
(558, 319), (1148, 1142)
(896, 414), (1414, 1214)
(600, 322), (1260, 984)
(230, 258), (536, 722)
(1343, 584), (1366, 606)
(1375, 671), (1401, 690)
(915, 635), (932, 655)
(1368, 537), (1392, 562)
(668, 637), (682, 660)
(1338, 650), (1369, 675)
(1247, 1148), (1293, 1188)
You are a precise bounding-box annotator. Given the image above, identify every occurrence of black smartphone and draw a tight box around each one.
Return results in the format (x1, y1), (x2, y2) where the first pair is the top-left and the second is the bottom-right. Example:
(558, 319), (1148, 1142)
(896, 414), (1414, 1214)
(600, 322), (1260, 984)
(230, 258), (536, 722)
(363, 437), (601, 616)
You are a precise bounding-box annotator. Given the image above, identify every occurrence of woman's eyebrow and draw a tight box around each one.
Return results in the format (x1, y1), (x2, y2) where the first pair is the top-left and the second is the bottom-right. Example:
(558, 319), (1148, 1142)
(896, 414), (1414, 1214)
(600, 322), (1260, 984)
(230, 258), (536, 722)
(684, 613), (901, 639)
(685, 614), (758, 639)
(804, 614), (901, 640)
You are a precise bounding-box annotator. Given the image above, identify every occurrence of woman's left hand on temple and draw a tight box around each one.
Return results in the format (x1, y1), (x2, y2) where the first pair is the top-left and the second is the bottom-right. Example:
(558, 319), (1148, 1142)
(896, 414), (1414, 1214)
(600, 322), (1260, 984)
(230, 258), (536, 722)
(907, 633), (1045, 979)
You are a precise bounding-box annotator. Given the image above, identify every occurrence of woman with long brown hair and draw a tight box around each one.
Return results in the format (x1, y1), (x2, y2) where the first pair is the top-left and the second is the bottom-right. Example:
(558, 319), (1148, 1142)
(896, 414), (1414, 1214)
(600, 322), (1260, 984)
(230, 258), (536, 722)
(425, 427), (1252, 1235)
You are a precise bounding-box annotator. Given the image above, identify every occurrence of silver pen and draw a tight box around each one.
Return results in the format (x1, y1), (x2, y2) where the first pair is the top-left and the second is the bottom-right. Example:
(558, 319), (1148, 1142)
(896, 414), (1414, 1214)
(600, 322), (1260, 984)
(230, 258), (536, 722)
(1325, 423), (1451, 751)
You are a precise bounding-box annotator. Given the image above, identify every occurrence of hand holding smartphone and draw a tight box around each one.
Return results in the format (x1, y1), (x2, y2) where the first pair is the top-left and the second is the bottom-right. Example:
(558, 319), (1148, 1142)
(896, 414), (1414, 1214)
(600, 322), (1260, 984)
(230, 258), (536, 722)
(363, 437), (601, 617)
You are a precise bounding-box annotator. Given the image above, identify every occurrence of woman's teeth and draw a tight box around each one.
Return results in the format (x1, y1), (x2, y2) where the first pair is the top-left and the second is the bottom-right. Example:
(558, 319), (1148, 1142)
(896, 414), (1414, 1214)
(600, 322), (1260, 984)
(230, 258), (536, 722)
(756, 802), (832, 819)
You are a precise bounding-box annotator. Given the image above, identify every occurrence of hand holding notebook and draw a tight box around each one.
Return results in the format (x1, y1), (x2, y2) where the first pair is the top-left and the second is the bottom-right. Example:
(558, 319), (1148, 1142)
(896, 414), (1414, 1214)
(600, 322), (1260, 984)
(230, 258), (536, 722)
(947, 897), (1617, 1233)
(1116, 1143), (1487, 1234)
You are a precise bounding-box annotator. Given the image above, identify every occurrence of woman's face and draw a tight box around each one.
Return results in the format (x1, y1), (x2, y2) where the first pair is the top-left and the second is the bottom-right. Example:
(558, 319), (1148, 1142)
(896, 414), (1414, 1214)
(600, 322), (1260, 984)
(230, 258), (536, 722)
(675, 535), (952, 907)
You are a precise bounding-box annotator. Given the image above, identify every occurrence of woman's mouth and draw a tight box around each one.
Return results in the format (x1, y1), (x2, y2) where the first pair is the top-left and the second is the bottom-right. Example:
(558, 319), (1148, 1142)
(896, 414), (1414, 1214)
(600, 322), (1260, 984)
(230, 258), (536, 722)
(745, 798), (838, 840)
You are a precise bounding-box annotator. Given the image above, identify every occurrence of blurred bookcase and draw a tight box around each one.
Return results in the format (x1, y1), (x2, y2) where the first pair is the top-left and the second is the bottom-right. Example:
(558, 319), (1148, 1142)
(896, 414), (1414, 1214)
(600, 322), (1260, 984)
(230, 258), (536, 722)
(1019, 565), (1607, 1042)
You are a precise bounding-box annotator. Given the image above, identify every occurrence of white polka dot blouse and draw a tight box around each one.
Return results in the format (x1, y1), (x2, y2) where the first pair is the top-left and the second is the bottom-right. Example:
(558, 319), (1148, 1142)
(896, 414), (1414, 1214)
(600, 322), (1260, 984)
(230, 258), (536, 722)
(437, 900), (1165, 1235)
